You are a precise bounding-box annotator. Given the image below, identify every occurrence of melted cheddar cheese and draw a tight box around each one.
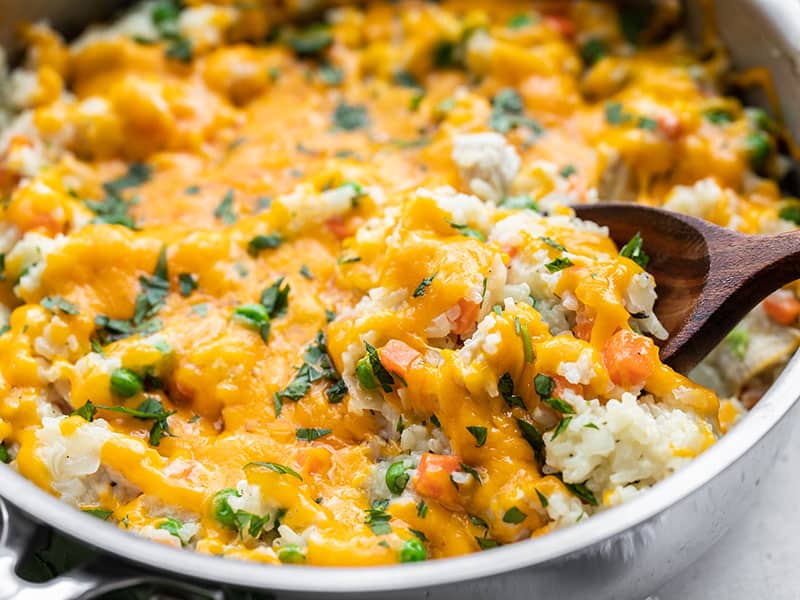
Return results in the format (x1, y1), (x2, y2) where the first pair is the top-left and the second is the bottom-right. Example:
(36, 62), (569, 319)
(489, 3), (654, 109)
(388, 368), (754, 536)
(0, 0), (795, 566)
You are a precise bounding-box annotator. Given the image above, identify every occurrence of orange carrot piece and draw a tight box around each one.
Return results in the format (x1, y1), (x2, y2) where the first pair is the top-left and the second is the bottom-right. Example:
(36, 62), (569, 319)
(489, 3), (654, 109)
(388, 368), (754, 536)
(602, 329), (656, 387)
(414, 454), (462, 504)
(763, 290), (800, 325)
(378, 339), (421, 378)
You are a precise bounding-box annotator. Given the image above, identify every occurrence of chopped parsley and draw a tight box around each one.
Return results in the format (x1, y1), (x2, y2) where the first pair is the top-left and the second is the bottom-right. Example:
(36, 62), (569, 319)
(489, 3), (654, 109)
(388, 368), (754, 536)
(500, 194), (539, 211)
(498, 372), (525, 409)
(704, 108), (734, 125)
(489, 88), (543, 137)
(779, 204), (800, 225)
(165, 37), (192, 62)
(73, 398), (175, 447)
(338, 255), (361, 265)
(296, 427), (332, 442)
(605, 102), (633, 125)
(274, 331), (344, 415)
(365, 499), (392, 535)
(416, 499), (428, 519)
(244, 461), (303, 480)
(637, 116), (658, 131)
(545, 257), (574, 273)
(41, 296), (80, 316)
(466, 425), (488, 447)
(559, 164), (578, 178)
(619, 232), (650, 268)
(94, 246), (170, 344)
(0, 443), (10, 464)
(507, 13), (534, 29)
(542, 396), (575, 415)
(580, 38), (607, 66)
(459, 462), (481, 484)
(476, 537), (500, 550)
(284, 24), (333, 57)
(191, 303), (209, 317)
(247, 234), (282, 257)
(261, 277), (290, 318)
(540, 236), (567, 252)
(470, 515), (488, 529)
(502, 506), (527, 524)
(449, 222), (486, 242)
(214, 190), (237, 225)
(516, 418), (544, 463)
(536, 489), (549, 508)
(393, 71), (421, 88)
(177, 273), (198, 297)
(85, 163), (152, 228)
(564, 480), (598, 506)
(318, 64), (344, 86)
(148, 1), (193, 62)
(550, 416), (573, 440)
(82, 508), (113, 521)
(299, 264), (313, 279)
(534, 373), (555, 397)
(333, 102), (369, 131)
(105, 163), (152, 195)
(413, 272), (437, 298)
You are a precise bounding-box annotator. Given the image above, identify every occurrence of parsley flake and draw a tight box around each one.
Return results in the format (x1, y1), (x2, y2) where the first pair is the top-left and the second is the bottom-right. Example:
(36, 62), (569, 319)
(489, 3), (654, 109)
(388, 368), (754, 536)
(466, 426), (488, 447)
(244, 461), (303, 480)
(413, 273), (437, 298)
(619, 232), (650, 268)
(41, 296), (80, 315)
(296, 427), (332, 442)
(214, 190), (237, 225)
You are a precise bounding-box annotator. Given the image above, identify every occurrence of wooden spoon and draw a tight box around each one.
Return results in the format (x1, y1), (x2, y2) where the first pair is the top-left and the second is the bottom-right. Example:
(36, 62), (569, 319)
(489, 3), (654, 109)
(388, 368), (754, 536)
(572, 203), (800, 373)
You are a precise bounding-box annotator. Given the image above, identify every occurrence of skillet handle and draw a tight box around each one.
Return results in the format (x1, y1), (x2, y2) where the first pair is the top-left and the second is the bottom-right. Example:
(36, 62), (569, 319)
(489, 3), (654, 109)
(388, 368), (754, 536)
(0, 498), (225, 600)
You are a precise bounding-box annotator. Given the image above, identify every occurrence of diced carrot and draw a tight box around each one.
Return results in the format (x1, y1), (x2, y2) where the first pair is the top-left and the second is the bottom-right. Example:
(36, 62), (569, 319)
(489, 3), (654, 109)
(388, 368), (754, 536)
(378, 339), (421, 378)
(452, 299), (480, 335)
(573, 308), (594, 342)
(553, 374), (583, 399)
(326, 215), (351, 240)
(602, 329), (656, 387)
(657, 112), (682, 141)
(763, 290), (800, 325)
(413, 454), (462, 506)
(543, 15), (576, 40)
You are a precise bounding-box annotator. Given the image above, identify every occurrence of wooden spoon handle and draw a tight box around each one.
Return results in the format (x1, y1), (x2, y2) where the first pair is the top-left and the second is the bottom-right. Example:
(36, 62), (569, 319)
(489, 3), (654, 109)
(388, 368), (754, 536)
(663, 226), (800, 372)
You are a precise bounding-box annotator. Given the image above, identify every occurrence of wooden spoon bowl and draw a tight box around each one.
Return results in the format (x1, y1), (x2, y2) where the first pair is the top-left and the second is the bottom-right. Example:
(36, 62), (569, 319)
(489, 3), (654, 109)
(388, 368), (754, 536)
(572, 203), (800, 373)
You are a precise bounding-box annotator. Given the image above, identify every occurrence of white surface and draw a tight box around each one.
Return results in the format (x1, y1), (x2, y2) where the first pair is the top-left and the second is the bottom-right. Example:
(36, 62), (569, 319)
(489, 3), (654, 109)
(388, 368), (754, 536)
(656, 413), (800, 600)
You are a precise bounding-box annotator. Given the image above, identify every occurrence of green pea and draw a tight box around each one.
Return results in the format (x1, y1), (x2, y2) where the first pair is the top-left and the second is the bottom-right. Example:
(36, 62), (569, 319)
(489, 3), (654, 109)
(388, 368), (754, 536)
(745, 131), (771, 172)
(110, 368), (143, 398)
(356, 356), (377, 390)
(385, 461), (410, 495)
(277, 544), (306, 563)
(232, 303), (270, 327)
(211, 488), (240, 529)
(399, 537), (427, 562)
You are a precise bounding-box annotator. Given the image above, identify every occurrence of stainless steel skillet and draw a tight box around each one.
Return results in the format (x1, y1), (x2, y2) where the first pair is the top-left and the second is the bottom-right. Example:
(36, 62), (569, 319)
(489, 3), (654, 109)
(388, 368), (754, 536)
(1, 1), (800, 598)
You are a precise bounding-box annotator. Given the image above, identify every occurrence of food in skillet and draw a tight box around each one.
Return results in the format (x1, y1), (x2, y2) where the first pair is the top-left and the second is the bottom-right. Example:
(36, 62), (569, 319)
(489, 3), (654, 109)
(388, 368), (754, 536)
(0, 0), (798, 566)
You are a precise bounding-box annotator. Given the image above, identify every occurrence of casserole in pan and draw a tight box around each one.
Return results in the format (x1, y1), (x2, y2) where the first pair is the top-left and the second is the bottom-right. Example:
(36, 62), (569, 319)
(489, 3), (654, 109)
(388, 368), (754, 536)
(1, 1), (799, 598)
